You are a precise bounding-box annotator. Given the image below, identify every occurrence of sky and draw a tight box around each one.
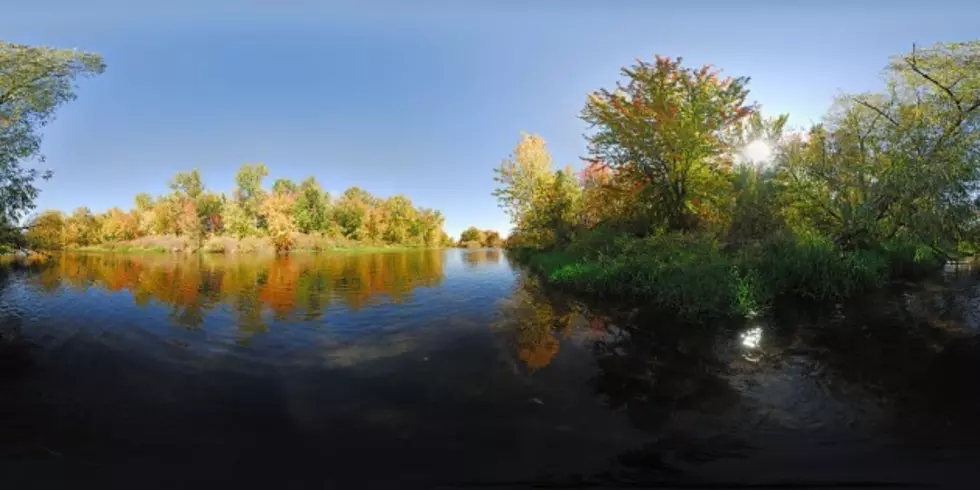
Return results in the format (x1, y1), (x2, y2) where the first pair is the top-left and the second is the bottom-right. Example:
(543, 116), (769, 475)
(4, 0), (979, 238)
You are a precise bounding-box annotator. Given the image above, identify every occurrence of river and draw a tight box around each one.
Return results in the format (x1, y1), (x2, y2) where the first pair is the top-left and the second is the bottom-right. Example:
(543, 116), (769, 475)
(2, 249), (979, 488)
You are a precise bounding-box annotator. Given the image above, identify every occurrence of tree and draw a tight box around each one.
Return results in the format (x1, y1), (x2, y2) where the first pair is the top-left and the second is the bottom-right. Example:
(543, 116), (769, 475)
(492, 132), (579, 248)
(293, 177), (329, 234)
(26, 209), (66, 249)
(526, 167), (581, 246)
(1, 42), (104, 237)
(483, 230), (503, 247)
(335, 187), (373, 240)
(134, 193), (155, 236)
(177, 199), (203, 243)
(272, 178), (297, 196)
(100, 207), (136, 242)
(233, 162), (269, 233)
(197, 191), (224, 235)
(777, 42), (980, 250)
(222, 196), (258, 239)
(261, 191), (297, 252)
(493, 132), (556, 230)
(169, 169), (204, 200)
(581, 55), (755, 232)
(382, 195), (416, 244)
(151, 195), (181, 235)
(64, 207), (98, 246)
(459, 226), (485, 246)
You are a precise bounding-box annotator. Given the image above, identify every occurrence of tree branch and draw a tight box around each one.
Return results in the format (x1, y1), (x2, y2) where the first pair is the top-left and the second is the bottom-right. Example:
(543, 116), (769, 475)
(905, 43), (965, 113)
(853, 98), (901, 127)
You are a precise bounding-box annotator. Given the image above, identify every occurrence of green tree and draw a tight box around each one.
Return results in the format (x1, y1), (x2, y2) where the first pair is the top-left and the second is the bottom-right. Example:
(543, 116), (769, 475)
(581, 55), (755, 232)
(492, 132), (555, 233)
(272, 178), (297, 196)
(382, 195), (416, 244)
(169, 169), (204, 200)
(528, 167), (581, 246)
(335, 187), (373, 240)
(232, 163), (269, 235)
(293, 177), (329, 233)
(1, 42), (104, 237)
(777, 42), (980, 250)
(222, 196), (258, 239)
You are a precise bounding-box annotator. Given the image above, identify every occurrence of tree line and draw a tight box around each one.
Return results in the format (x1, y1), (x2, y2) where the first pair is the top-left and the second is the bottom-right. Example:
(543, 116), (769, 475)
(26, 163), (453, 252)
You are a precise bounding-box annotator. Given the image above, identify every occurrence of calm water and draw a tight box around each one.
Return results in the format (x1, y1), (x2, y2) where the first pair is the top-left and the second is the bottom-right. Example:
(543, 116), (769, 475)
(2, 250), (980, 488)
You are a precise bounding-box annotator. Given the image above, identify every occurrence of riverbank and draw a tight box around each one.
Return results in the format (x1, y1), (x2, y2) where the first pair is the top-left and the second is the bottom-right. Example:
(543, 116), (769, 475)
(509, 232), (949, 322)
(58, 234), (444, 255)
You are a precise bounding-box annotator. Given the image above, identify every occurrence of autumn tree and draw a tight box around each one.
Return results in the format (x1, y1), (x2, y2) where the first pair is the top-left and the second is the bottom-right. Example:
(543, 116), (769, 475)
(151, 195), (181, 235)
(26, 209), (66, 249)
(483, 230), (503, 247)
(459, 226), (485, 246)
(381, 195), (416, 244)
(262, 185), (298, 252)
(64, 207), (98, 246)
(177, 200), (203, 244)
(1, 42), (104, 241)
(197, 191), (224, 235)
(581, 55), (756, 233)
(100, 207), (138, 242)
(133, 193), (155, 236)
(417, 209), (445, 246)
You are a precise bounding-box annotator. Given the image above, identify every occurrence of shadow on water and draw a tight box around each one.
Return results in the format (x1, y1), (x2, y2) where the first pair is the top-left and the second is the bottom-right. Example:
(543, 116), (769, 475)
(2, 251), (980, 487)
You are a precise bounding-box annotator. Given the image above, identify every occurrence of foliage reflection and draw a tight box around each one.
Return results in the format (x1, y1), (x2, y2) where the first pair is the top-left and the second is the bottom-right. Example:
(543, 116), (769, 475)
(30, 251), (445, 330)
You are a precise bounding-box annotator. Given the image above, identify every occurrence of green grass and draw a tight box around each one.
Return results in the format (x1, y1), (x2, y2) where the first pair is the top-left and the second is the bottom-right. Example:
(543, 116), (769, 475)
(510, 232), (947, 323)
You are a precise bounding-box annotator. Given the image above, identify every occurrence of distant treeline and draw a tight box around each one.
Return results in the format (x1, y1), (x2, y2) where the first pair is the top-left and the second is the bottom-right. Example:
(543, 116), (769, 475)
(27, 163), (453, 252)
(457, 226), (503, 248)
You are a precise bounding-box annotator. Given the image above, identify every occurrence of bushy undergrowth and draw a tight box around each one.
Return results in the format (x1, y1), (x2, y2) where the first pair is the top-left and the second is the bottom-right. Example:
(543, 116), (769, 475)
(511, 230), (947, 323)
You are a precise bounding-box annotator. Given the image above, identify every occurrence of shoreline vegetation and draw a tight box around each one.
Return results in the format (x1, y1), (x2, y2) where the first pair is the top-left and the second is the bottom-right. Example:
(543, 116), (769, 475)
(493, 42), (980, 323)
(24, 163), (459, 254)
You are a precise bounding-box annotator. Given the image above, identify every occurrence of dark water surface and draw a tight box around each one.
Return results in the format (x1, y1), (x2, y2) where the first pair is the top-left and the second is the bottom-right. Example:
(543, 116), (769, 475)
(2, 250), (980, 488)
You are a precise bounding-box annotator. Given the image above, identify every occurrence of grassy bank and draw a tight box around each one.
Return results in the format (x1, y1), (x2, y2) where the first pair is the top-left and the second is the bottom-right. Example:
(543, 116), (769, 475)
(510, 231), (947, 322)
(63, 234), (442, 254)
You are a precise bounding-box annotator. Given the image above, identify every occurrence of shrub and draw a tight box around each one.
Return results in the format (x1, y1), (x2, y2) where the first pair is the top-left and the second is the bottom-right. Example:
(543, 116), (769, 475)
(512, 230), (945, 323)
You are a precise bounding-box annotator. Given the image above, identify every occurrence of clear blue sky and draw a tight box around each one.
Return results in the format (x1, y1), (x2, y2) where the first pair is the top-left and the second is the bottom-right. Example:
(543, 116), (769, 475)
(4, 0), (978, 238)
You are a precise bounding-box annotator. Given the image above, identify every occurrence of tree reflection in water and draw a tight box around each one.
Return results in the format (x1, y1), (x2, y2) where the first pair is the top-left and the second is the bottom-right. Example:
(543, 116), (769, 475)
(495, 275), (577, 372)
(27, 251), (445, 335)
(496, 271), (980, 481)
(462, 248), (501, 268)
